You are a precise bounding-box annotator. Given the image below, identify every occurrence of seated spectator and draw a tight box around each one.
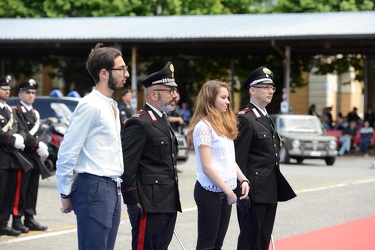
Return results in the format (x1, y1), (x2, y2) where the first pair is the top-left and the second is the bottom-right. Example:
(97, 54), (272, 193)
(308, 104), (320, 117)
(321, 107), (333, 129)
(333, 112), (347, 130)
(358, 121), (374, 157)
(346, 107), (362, 127)
(338, 120), (357, 156)
(364, 105), (375, 128)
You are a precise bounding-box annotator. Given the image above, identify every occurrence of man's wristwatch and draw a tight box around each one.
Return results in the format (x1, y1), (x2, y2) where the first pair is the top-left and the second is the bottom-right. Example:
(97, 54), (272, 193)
(60, 193), (71, 199)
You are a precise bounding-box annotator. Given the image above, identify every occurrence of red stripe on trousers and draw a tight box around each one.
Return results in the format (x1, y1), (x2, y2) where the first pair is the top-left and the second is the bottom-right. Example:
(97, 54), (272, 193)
(137, 212), (147, 250)
(13, 168), (23, 216)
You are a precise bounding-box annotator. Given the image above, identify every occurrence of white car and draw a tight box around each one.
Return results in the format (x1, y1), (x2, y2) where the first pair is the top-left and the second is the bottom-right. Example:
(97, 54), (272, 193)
(270, 114), (338, 165)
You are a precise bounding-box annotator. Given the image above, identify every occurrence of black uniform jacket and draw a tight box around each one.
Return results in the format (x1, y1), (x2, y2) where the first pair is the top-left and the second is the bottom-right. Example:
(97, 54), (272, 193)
(14, 103), (50, 175)
(121, 104), (182, 213)
(235, 103), (296, 204)
(0, 105), (27, 170)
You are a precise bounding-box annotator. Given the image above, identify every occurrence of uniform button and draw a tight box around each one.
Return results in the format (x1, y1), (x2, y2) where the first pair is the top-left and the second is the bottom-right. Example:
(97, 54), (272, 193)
(276, 153), (278, 156)
(161, 141), (164, 144)
(155, 180), (159, 183)
(255, 172), (258, 175)
(264, 135), (266, 137)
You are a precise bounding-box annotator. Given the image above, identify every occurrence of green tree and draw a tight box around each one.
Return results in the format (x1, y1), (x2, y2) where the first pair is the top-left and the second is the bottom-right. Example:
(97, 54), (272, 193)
(1, 0), (373, 112)
(273, 0), (374, 13)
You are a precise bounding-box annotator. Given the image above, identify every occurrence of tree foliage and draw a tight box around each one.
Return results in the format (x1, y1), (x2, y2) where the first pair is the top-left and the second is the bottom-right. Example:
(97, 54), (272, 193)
(1, 0), (374, 112)
(0, 0), (266, 17)
(273, 0), (375, 13)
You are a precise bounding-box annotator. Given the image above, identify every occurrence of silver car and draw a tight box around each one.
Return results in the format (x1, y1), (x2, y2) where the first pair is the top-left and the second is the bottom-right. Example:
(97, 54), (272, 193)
(271, 114), (338, 165)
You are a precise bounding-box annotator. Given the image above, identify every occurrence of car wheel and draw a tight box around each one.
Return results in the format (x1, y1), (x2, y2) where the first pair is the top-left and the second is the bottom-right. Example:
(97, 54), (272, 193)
(279, 147), (290, 164)
(296, 158), (304, 164)
(325, 157), (336, 166)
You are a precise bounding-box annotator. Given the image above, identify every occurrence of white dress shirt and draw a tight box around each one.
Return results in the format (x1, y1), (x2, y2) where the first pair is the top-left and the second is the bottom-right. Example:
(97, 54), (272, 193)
(56, 89), (124, 195)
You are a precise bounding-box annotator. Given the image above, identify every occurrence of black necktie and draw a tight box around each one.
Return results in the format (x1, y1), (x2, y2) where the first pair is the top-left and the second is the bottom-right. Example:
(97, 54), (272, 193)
(265, 114), (275, 132)
(162, 113), (174, 139)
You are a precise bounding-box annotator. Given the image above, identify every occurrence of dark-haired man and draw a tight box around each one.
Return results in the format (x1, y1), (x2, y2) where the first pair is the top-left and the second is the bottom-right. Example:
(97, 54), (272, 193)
(56, 43), (128, 249)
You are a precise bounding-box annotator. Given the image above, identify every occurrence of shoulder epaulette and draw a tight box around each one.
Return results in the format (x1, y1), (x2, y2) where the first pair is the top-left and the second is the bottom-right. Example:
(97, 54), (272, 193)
(131, 109), (158, 122)
(238, 107), (251, 115)
(131, 110), (146, 118)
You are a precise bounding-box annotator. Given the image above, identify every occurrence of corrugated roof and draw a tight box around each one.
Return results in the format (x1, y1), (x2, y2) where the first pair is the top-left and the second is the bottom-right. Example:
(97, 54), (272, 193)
(1, 11), (375, 42)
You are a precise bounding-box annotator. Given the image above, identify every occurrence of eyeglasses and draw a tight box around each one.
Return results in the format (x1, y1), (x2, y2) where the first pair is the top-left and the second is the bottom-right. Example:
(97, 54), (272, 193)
(110, 66), (128, 73)
(154, 88), (178, 95)
(253, 85), (276, 93)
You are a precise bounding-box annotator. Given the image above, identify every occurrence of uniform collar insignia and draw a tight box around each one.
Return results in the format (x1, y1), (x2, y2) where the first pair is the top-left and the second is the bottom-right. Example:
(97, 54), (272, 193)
(147, 110), (158, 122)
(251, 108), (261, 118)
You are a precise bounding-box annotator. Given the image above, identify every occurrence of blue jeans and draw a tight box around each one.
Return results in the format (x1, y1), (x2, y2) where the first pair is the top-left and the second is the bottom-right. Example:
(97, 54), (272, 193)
(359, 138), (372, 154)
(72, 173), (121, 250)
(339, 135), (351, 155)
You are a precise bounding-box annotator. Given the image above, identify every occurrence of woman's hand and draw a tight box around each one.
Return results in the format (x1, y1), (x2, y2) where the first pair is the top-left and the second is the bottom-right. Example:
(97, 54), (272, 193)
(226, 191), (237, 205)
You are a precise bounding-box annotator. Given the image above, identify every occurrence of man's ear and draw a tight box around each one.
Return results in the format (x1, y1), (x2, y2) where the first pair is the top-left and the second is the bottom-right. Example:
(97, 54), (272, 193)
(148, 89), (157, 101)
(99, 68), (109, 80)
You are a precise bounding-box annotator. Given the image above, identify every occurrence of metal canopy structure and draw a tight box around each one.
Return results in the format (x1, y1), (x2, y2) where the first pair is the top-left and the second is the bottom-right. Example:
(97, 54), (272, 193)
(1, 11), (375, 57)
(1, 11), (375, 110)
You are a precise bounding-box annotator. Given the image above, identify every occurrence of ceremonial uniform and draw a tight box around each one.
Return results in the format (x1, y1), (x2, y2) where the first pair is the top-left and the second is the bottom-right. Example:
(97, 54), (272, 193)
(12, 79), (50, 232)
(0, 75), (28, 236)
(121, 62), (181, 250)
(235, 67), (296, 250)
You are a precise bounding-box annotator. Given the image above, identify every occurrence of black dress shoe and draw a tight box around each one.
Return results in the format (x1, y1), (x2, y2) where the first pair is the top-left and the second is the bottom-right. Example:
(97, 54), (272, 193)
(24, 218), (47, 231)
(0, 225), (21, 236)
(12, 221), (30, 234)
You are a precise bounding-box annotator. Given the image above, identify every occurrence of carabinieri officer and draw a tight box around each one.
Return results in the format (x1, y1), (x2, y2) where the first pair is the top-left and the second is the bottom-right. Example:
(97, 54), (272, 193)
(121, 62), (182, 250)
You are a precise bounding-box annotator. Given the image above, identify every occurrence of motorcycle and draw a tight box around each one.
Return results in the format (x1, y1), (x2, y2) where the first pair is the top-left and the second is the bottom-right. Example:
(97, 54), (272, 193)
(42, 116), (68, 173)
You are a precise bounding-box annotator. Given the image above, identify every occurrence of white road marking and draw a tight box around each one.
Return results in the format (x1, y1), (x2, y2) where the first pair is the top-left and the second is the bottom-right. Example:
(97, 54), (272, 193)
(1, 176), (374, 245)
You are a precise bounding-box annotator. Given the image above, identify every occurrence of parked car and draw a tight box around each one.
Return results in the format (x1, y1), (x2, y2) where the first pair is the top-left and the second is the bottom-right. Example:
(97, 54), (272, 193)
(270, 114), (338, 165)
(7, 96), (79, 124)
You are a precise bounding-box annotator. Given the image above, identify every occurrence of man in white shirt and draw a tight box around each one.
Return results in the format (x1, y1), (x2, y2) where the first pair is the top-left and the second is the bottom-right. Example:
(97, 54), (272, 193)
(56, 43), (129, 250)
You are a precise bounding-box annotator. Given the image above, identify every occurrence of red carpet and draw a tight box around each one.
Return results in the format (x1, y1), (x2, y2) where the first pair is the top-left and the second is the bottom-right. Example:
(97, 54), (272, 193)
(273, 215), (375, 250)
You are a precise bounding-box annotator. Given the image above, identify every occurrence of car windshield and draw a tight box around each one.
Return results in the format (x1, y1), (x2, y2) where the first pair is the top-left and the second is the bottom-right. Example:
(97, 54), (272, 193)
(278, 116), (323, 133)
(50, 103), (73, 122)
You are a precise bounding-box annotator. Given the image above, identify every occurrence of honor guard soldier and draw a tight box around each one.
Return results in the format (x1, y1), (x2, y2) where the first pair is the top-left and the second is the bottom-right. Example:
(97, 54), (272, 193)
(11, 79), (50, 232)
(121, 62), (182, 250)
(234, 67), (296, 250)
(0, 75), (29, 236)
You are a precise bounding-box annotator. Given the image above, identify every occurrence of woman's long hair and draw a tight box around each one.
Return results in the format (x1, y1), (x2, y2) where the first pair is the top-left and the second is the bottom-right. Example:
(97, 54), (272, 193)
(187, 80), (238, 141)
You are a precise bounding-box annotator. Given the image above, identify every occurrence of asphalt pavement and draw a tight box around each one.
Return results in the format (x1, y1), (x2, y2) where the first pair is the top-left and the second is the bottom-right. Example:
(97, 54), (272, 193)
(1, 151), (375, 250)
